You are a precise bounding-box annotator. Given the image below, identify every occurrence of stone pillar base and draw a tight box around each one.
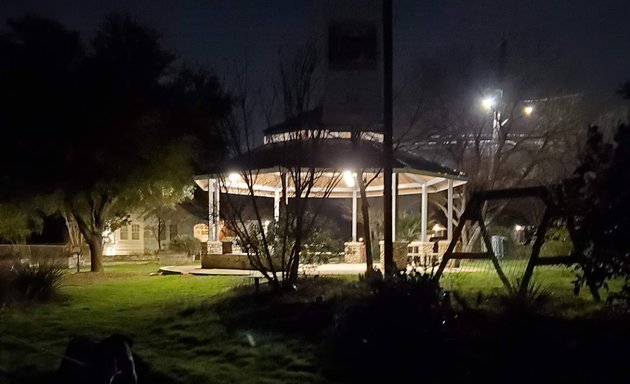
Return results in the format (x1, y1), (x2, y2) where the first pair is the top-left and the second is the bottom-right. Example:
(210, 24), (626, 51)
(207, 241), (222, 255)
(344, 242), (365, 263)
(202, 254), (252, 269)
(379, 241), (410, 271)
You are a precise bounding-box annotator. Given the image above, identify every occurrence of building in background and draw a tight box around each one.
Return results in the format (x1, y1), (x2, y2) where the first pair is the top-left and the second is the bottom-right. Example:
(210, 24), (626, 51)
(103, 206), (208, 256)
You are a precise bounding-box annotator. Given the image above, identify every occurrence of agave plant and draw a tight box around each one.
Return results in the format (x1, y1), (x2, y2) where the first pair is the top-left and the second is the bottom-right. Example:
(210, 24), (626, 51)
(11, 263), (65, 302)
(498, 279), (551, 316)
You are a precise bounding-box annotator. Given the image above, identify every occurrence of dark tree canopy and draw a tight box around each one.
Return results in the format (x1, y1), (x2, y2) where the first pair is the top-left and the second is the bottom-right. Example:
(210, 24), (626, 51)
(563, 123), (630, 297)
(0, 14), (230, 270)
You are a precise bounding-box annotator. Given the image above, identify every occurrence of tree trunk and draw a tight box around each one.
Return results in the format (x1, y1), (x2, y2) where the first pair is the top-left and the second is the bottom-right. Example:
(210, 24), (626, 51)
(358, 171), (374, 271)
(61, 211), (83, 248)
(85, 233), (104, 272)
(72, 206), (107, 273)
(157, 218), (164, 252)
(287, 203), (303, 286)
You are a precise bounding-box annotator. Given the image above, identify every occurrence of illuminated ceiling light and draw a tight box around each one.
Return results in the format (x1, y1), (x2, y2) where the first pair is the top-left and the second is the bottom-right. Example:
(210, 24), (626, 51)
(343, 170), (355, 188)
(481, 97), (495, 110)
(228, 172), (240, 182)
(523, 105), (534, 116)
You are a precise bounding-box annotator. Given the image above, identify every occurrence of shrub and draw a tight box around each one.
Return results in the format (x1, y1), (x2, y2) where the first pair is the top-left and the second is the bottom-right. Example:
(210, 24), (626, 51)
(13, 263), (65, 302)
(0, 267), (13, 305)
(496, 279), (551, 316)
(0, 262), (65, 304)
(563, 124), (630, 304)
(169, 235), (202, 256)
(323, 271), (449, 382)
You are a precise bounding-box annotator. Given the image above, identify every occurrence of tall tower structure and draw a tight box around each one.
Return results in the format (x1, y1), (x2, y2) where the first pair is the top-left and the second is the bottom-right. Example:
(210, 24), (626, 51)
(322, 0), (383, 132)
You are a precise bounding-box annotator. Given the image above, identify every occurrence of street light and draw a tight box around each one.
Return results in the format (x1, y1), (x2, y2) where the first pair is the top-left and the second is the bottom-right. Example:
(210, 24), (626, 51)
(480, 89), (502, 183)
(228, 172), (240, 182)
(342, 170), (355, 188)
(481, 96), (496, 110)
(523, 105), (533, 116)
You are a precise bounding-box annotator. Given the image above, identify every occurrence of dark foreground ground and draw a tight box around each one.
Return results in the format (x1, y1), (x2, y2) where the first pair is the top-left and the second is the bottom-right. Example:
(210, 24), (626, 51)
(1, 263), (629, 383)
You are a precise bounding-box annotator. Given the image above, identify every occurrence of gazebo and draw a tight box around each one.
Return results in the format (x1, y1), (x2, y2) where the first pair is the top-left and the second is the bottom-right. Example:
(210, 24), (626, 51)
(194, 108), (466, 266)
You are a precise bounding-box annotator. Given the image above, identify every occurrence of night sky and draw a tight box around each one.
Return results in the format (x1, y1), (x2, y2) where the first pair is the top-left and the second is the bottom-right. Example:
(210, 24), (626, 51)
(1, 0), (629, 97)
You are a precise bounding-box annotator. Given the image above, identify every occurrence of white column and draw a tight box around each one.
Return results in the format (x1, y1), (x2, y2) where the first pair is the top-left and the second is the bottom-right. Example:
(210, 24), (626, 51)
(352, 189), (358, 242)
(214, 181), (221, 241)
(447, 179), (454, 241)
(392, 173), (397, 242)
(284, 173), (290, 204)
(421, 183), (428, 241)
(274, 188), (280, 222)
(208, 178), (214, 243)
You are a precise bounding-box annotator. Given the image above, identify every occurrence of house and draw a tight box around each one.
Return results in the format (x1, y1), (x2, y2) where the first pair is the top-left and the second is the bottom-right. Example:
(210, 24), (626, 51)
(102, 205), (209, 256)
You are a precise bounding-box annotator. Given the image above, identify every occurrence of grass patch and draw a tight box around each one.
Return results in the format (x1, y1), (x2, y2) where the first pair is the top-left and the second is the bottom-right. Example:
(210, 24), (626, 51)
(440, 259), (615, 315)
(1, 261), (627, 383)
(0, 263), (300, 383)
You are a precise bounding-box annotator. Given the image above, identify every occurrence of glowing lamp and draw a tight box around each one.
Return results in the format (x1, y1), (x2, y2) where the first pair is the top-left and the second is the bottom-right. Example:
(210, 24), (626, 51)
(228, 172), (240, 182)
(343, 170), (355, 188)
(481, 97), (495, 110)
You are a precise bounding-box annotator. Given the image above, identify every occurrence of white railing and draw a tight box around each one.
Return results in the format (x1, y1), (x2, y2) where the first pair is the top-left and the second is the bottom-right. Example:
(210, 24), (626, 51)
(0, 244), (74, 267)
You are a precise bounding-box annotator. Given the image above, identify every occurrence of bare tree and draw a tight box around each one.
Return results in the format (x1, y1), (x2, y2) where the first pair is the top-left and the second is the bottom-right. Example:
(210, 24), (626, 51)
(141, 185), (194, 253)
(397, 43), (596, 249)
(219, 41), (342, 290)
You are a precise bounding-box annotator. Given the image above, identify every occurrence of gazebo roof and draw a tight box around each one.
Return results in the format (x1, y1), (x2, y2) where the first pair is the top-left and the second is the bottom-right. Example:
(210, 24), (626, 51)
(262, 106), (383, 136)
(194, 138), (466, 198)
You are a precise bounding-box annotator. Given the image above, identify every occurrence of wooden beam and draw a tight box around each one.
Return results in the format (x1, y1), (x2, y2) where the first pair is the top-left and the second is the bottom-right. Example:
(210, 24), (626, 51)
(434, 198), (481, 280)
(477, 216), (512, 290)
(519, 205), (554, 295)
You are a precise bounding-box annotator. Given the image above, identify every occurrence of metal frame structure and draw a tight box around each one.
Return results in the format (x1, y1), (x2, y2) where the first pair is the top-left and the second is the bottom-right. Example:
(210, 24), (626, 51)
(433, 186), (599, 300)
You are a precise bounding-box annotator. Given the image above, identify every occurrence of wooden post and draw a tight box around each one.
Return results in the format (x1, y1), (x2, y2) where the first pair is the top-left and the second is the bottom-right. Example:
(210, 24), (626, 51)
(477, 213), (512, 290)
(434, 197), (479, 280)
(519, 206), (553, 296)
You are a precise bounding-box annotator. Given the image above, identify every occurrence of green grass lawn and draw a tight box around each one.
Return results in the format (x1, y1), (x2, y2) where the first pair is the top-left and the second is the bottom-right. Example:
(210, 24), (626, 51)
(0, 261), (618, 383)
(441, 259), (612, 315)
(0, 263), (330, 384)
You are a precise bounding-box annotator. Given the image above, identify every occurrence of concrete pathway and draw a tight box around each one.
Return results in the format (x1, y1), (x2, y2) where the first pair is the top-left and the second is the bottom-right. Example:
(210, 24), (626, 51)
(158, 263), (483, 276)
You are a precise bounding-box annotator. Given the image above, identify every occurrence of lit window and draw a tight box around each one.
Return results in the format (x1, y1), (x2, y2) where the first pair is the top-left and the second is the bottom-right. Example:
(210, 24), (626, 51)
(131, 224), (140, 240)
(120, 226), (128, 240)
(193, 224), (208, 242)
(169, 224), (178, 240)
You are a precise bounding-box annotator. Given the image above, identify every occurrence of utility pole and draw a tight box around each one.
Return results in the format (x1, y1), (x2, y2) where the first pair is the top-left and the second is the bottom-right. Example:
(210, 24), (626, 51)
(382, 0), (393, 275)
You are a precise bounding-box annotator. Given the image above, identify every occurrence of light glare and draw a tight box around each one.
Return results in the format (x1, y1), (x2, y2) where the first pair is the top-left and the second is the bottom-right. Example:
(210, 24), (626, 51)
(343, 170), (355, 188)
(481, 97), (495, 110)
